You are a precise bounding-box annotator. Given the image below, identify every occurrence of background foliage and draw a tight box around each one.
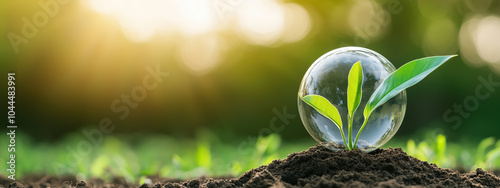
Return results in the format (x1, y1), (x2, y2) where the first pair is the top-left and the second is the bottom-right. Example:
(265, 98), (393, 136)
(1, 0), (500, 181)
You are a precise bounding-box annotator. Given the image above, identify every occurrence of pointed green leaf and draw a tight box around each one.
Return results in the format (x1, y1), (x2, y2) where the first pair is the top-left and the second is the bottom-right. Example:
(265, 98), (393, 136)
(300, 94), (342, 129)
(364, 55), (456, 118)
(477, 137), (495, 164)
(347, 61), (363, 118)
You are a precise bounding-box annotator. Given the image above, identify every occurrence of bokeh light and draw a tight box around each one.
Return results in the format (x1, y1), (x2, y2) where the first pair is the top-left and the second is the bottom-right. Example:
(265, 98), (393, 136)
(85, 0), (311, 46)
(459, 15), (500, 73)
(417, 0), (456, 19)
(235, 0), (285, 45)
(348, 0), (387, 37)
(83, 0), (311, 74)
(475, 16), (500, 66)
(465, 0), (492, 12)
(4, 0), (500, 152)
(280, 3), (311, 43)
(422, 18), (458, 55)
(178, 34), (224, 74)
(86, 0), (178, 41)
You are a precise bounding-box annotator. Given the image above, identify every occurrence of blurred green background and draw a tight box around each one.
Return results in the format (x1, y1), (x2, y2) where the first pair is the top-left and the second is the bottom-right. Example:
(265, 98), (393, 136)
(1, 0), (500, 181)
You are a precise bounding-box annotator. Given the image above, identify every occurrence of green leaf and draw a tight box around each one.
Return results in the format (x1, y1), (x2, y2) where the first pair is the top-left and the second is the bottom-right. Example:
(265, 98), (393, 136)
(138, 176), (147, 185)
(347, 61), (363, 118)
(476, 137), (495, 164)
(485, 148), (500, 170)
(364, 55), (456, 117)
(196, 142), (211, 168)
(300, 94), (342, 129)
(435, 134), (446, 162)
(406, 139), (416, 155)
(231, 161), (243, 176)
(90, 155), (110, 177)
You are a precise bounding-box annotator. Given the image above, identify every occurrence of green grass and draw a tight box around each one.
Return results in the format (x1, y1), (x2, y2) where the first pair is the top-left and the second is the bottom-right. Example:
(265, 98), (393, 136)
(388, 132), (500, 171)
(0, 130), (314, 182)
(1, 129), (499, 184)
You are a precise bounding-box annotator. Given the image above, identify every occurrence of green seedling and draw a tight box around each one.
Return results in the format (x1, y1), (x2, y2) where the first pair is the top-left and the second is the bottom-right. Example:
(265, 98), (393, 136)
(300, 55), (456, 150)
(476, 137), (495, 166)
(405, 134), (455, 168)
(473, 137), (500, 170)
(196, 142), (212, 169)
(435, 134), (447, 164)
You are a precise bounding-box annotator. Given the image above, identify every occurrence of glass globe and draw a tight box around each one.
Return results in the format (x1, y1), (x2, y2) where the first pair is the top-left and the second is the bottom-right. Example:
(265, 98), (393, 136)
(298, 47), (407, 152)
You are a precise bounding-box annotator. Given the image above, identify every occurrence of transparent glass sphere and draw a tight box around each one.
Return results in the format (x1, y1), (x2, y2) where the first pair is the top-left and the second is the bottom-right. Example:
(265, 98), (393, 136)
(298, 47), (407, 152)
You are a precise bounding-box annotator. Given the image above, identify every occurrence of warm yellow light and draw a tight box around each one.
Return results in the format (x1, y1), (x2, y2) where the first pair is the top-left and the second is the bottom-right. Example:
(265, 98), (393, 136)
(348, 1), (387, 39)
(175, 0), (216, 36)
(459, 15), (500, 73)
(82, 0), (311, 75)
(179, 35), (223, 75)
(459, 16), (483, 67)
(281, 3), (311, 43)
(87, 0), (121, 14)
(85, 0), (216, 42)
(236, 0), (285, 45)
(476, 16), (500, 64)
(84, 0), (310, 47)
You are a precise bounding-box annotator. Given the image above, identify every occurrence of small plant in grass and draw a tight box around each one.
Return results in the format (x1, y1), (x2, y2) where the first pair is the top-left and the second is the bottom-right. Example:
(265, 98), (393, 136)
(298, 46), (456, 152)
(405, 134), (500, 170)
(406, 134), (454, 168)
(473, 137), (500, 170)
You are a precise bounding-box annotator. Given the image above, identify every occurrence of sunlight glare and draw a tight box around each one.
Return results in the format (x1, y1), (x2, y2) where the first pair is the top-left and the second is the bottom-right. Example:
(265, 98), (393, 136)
(475, 16), (500, 65)
(281, 3), (311, 43)
(236, 0), (285, 45)
(459, 15), (500, 73)
(86, 0), (216, 42)
(85, 0), (310, 47)
(175, 0), (216, 36)
(179, 35), (223, 75)
(459, 16), (483, 67)
(87, 0), (121, 14)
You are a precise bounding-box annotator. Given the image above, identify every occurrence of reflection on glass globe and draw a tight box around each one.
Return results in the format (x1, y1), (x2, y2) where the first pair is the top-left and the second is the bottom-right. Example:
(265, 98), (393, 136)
(298, 47), (407, 152)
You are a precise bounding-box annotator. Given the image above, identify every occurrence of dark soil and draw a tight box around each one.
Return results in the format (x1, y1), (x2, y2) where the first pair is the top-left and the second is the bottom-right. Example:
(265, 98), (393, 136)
(2, 146), (500, 187)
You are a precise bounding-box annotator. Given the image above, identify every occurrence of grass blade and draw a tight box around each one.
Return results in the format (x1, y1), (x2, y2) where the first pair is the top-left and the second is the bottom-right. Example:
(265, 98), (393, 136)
(476, 137), (495, 165)
(485, 148), (500, 170)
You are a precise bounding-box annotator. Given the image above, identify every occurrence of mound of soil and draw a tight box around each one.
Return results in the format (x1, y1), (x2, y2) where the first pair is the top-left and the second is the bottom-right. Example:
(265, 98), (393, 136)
(3, 146), (500, 187)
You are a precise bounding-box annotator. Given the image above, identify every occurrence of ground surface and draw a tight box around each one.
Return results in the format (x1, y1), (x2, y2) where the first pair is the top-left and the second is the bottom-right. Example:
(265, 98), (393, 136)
(2, 146), (500, 187)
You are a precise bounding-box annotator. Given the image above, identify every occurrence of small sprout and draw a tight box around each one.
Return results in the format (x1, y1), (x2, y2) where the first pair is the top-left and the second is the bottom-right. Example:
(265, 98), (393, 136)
(91, 155), (110, 178)
(347, 61), (363, 149)
(476, 137), (495, 165)
(231, 161), (243, 176)
(436, 134), (447, 160)
(196, 142), (212, 169)
(138, 176), (147, 185)
(406, 139), (416, 156)
(416, 141), (431, 161)
(485, 147), (500, 170)
(300, 53), (456, 151)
